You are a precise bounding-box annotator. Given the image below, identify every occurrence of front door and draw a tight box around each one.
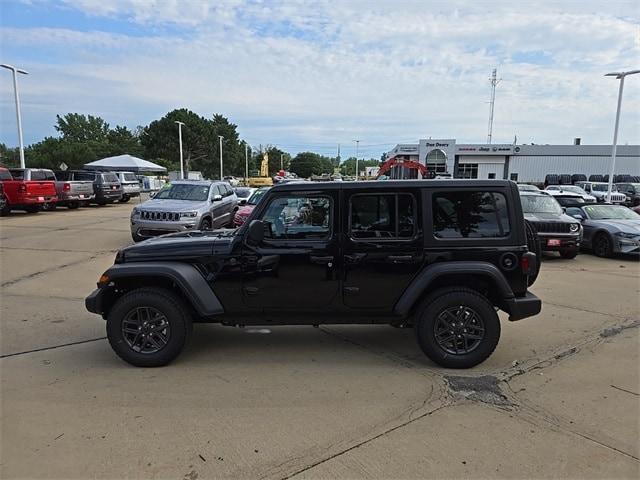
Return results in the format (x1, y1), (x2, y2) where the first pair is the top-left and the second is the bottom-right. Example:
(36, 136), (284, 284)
(242, 190), (340, 312)
(342, 190), (424, 311)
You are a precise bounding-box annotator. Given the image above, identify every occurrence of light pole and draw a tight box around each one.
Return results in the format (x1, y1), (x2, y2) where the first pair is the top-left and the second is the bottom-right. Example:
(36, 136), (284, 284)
(280, 153), (284, 171)
(174, 121), (185, 179)
(353, 139), (360, 181)
(604, 70), (640, 202)
(245, 143), (249, 183)
(218, 135), (224, 180)
(1, 64), (29, 168)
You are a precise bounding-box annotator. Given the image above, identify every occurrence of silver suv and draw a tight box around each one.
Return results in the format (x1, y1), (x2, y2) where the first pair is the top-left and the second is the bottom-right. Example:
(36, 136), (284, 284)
(130, 180), (237, 242)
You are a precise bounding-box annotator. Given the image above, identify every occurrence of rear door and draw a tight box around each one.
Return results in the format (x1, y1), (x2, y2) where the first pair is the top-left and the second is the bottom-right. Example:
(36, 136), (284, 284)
(342, 189), (423, 310)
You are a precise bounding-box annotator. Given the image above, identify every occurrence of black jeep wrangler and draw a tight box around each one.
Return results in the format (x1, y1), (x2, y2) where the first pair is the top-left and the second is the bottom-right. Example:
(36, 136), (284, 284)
(86, 180), (541, 368)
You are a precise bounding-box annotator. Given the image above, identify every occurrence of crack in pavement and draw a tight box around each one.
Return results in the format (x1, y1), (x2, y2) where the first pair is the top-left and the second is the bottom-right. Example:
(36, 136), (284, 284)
(0, 337), (106, 358)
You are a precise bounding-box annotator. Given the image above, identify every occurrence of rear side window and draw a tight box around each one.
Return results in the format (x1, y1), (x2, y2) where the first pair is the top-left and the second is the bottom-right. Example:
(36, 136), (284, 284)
(350, 194), (415, 239)
(43, 170), (56, 181)
(432, 191), (510, 239)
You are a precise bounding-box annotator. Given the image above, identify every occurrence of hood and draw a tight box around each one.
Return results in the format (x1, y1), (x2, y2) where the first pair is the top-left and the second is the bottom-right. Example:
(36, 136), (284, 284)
(121, 229), (237, 262)
(237, 204), (255, 216)
(523, 212), (576, 223)
(591, 219), (640, 234)
(137, 198), (207, 212)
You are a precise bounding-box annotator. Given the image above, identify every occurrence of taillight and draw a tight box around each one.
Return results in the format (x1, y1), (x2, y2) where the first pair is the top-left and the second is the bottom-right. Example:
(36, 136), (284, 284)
(521, 252), (535, 275)
(18, 184), (26, 193)
(63, 183), (71, 192)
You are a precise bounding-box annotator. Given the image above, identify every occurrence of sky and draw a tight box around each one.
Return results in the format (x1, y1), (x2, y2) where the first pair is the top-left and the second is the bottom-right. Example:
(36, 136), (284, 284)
(1, 0), (639, 159)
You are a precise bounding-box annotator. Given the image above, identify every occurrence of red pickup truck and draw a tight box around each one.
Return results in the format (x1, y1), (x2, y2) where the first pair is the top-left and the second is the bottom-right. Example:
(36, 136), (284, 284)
(0, 166), (58, 215)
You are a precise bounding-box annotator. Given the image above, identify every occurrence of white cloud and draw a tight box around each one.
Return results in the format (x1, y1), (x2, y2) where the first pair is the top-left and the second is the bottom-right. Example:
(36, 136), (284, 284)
(1, 0), (638, 154)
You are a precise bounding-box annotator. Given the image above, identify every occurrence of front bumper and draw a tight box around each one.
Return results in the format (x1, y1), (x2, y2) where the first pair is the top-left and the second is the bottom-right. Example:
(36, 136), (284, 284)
(538, 233), (581, 251)
(85, 288), (104, 315)
(131, 218), (199, 238)
(615, 236), (640, 255)
(503, 292), (542, 321)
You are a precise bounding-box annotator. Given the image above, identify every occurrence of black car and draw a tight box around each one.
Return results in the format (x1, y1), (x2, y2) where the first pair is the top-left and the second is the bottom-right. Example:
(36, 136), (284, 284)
(86, 180), (541, 369)
(615, 183), (640, 207)
(58, 170), (123, 205)
(519, 192), (582, 259)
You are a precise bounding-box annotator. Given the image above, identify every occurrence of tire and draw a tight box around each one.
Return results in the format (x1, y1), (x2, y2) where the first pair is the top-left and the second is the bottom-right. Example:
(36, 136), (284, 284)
(200, 217), (212, 231)
(67, 202), (80, 209)
(42, 202), (56, 211)
(559, 248), (578, 259)
(593, 232), (613, 258)
(131, 232), (146, 243)
(524, 220), (541, 286)
(0, 203), (10, 216)
(25, 206), (40, 213)
(106, 288), (193, 367)
(415, 287), (500, 369)
(96, 201), (107, 206)
(120, 195), (130, 203)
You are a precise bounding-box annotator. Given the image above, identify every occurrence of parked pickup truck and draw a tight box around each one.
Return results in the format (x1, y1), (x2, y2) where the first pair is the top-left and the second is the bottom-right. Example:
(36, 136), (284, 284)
(51, 170), (96, 208)
(1, 167), (58, 214)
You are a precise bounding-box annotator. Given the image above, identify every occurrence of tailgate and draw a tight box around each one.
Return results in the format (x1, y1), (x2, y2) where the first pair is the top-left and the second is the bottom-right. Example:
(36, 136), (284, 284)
(70, 181), (94, 196)
(26, 181), (57, 196)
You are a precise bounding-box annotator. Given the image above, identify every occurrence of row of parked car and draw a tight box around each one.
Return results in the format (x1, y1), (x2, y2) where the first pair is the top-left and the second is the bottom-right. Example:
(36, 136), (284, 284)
(0, 166), (142, 215)
(517, 183), (640, 259)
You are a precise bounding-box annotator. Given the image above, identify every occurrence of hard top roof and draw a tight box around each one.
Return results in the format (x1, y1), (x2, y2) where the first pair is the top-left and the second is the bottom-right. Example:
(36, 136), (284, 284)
(271, 179), (514, 191)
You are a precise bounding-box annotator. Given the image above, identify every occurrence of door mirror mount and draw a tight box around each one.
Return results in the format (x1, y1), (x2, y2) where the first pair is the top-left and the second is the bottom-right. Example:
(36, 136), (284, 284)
(246, 219), (264, 246)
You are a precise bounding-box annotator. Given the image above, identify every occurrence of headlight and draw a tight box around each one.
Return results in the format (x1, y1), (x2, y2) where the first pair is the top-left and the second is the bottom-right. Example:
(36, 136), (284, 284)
(180, 211), (198, 218)
(615, 232), (638, 239)
(569, 223), (580, 232)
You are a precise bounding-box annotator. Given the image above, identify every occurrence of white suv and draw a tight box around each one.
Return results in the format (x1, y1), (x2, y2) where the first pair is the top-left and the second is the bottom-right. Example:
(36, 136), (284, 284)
(574, 182), (626, 204)
(544, 185), (596, 203)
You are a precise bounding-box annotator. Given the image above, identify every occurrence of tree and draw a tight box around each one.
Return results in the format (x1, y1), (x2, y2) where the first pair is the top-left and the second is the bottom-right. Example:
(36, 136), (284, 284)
(262, 146), (291, 175)
(206, 114), (245, 179)
(25, 137), (97, 170)
(55, 113), (109, 143)
(289, 152), (334, 178)
(340, 157), (380, 176)
(0, 143), (19, 167)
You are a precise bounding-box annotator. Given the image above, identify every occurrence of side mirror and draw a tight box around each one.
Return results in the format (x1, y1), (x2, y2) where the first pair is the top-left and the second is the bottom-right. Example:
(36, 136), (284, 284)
(239, 199), (247, 206)
(571, 214), (584, 220)
(212, 194), (223, 202)
(246, 219), (264, 246)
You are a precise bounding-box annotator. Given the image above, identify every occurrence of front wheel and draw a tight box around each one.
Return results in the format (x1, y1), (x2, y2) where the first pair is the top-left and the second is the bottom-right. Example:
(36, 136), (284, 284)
(106, 288), (192, 367)
(120, 195), (130, 203)
(25, 206), (40, 213)
(67, 202), (80, 209)
(559, 248), (578, 259)
(415, 288), (500, 369)
(593, 232), (613, 258)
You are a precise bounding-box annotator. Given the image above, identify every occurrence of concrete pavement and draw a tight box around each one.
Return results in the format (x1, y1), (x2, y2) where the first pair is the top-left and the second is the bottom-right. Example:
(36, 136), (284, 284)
(1, 201), (638, 479)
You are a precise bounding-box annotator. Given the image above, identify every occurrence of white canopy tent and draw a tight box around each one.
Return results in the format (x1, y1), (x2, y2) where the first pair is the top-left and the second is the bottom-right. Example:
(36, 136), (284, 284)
(83, 154), (167, 173)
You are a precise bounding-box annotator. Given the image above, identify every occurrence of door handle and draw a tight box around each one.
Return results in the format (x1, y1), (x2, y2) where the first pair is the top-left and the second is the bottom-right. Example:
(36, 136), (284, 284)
(386, 255), (414, 264)
(243, 286), (259, 295)
(310, 255), (334, 265)
(344, 253), (367, 263)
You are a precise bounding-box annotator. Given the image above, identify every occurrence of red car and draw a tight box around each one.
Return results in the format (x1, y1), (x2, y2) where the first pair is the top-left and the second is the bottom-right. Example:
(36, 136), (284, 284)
(0, 166), (58, 215)
(233, 186), (271, 226)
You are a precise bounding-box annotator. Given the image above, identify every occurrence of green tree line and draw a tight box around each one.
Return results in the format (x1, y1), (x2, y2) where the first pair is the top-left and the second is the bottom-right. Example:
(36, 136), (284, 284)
(0, 110), (381, 178)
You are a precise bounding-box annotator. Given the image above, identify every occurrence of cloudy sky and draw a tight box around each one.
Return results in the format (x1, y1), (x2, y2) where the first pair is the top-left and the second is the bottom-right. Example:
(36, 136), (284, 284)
(1, 0), (639, 158)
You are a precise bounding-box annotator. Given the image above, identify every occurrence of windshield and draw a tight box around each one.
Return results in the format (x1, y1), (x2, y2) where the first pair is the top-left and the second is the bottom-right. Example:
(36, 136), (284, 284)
(555, 185), (587, 195)
(154, 183), (210, 201)
(520, 195), (562, 214)
(518, 185), (539, 191)
(101, 173), (119, 183)
(592, 184), (617, 192)
(234, 188), (253, 199)
(247, 188), (270, 205)
(583, 205), (638, 220)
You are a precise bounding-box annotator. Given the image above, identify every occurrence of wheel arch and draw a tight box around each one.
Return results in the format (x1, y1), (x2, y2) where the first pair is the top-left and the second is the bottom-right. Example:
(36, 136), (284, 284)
(394, 262), (514, 318)
(98, 262), (224, 319)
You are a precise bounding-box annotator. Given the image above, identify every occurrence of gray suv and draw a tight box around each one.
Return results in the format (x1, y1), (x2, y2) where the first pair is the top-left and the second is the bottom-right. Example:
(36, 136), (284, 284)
(130, 180), (237, 242)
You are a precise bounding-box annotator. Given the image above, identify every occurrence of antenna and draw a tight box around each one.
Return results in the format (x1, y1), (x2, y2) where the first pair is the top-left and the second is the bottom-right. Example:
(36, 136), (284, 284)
(487, 68), (501, 144)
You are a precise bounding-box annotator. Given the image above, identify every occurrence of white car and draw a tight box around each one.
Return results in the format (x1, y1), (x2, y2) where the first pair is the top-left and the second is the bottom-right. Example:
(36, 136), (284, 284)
(223, 176), (240, 187)
(545, 185), (596, 203)
(574, 182), (627, 204)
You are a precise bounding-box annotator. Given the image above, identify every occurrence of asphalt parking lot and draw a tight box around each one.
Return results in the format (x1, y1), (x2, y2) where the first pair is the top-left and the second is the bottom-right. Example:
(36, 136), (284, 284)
(1, 200), (639, 479)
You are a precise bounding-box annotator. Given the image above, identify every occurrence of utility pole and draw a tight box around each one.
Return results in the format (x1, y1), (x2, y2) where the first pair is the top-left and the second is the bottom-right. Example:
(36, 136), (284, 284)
(245, 143), (249, 183)
(353, 139), (360, 181)
(218, 135), (224, 180)
(487, 68), (501, 144)
(604, 69), (640, 202)
(1, 64), (28, 168)
(174, 121), (185, 179)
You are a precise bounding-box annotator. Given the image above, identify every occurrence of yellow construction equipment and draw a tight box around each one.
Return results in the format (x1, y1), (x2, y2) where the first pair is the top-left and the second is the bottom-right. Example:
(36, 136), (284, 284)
(247, 152), (273, 187)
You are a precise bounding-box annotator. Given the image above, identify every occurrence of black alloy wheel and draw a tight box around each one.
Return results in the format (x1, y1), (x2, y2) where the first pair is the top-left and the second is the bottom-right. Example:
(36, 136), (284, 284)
(121, 306), (171, 354)
(200, 217), (212, 231)
(433, 306), (486, 355)
(593, 232), (613, 258)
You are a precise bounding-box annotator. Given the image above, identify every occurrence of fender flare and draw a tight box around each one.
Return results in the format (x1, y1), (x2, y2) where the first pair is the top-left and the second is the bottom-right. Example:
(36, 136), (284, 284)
(104, 261), (224, 316)
(394, 261), (514, 317)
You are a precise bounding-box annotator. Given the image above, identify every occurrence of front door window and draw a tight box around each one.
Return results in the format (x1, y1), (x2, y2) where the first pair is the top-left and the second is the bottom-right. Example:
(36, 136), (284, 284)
(261, 195), (331, 240)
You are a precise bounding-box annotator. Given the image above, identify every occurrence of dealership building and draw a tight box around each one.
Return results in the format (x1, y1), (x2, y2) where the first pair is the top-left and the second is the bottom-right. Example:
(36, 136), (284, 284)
(384, 139), (640, 183)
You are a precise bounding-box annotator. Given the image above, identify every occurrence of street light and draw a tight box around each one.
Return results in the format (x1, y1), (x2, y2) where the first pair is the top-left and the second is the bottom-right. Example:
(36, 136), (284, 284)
(1, 64), (29, 168)
(280, 153), (284, 171)
(218, 135), (224, 180)
(245, 143), (249, 183)
(604, 69), (640, 203)
(174, 121), (185, 179)
(353, 139), (360, 181)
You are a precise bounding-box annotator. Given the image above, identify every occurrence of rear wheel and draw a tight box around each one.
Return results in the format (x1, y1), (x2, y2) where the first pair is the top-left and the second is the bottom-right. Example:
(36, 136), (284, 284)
(559, 248), (578, 259)
(0, 203), (10, 216)
(593, 232), (613, 258)
(96, 200), (107, 206)
(67, 202), (80, 209)
(120, 195), (130, 203)
(42, 202), (56, 211)
(106, 288), (192, 367)
(415, 288), (500, 369)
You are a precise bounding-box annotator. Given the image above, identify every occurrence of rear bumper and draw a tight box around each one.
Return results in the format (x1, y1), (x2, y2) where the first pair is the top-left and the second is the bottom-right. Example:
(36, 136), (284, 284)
(502, 292), (542, 321)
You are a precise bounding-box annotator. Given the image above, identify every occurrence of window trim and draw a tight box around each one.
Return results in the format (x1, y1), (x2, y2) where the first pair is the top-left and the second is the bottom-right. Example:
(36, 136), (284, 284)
(258, 193), (334, 243)
(430, 190), (512, 242)
(347, 192), (418, 242)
